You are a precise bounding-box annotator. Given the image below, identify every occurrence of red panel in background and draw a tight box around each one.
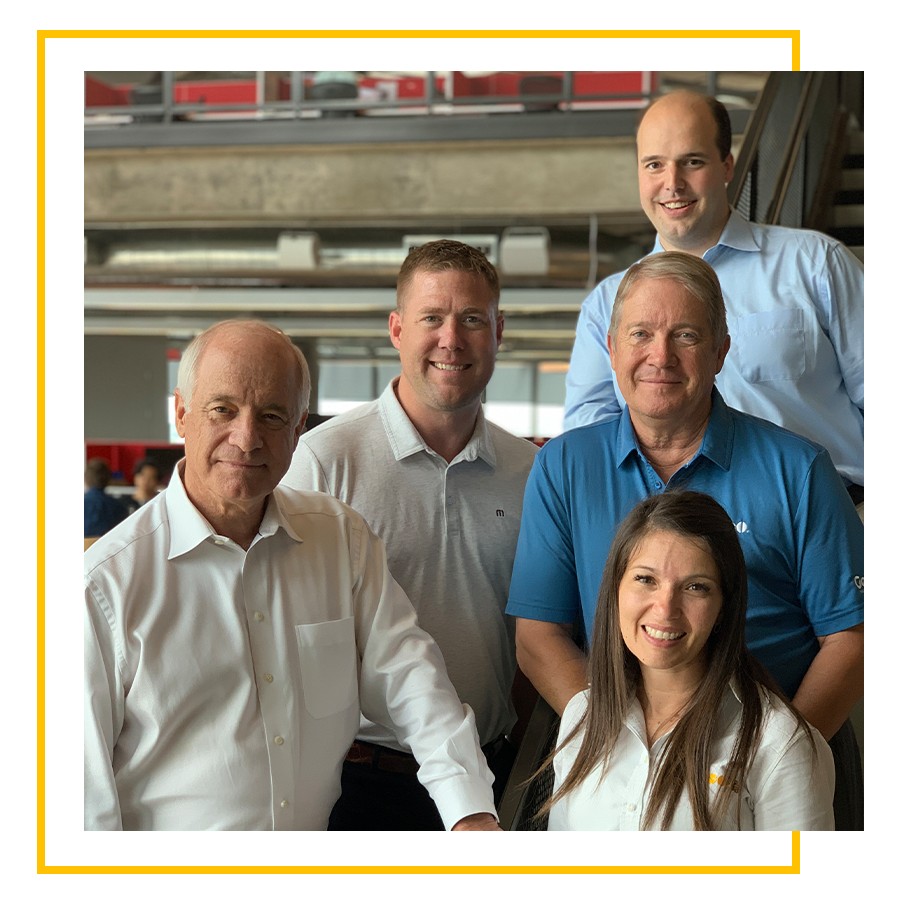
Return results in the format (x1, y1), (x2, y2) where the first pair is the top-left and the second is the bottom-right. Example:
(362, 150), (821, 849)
(85, 443), (183, 485)
(85, 72), (657, 107)
(84, 75), (131, 107)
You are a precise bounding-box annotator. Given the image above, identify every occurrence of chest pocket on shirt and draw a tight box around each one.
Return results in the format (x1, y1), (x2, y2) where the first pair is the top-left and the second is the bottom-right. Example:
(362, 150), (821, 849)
(733, 308), (806, 383)
(295, 617), (359, 719)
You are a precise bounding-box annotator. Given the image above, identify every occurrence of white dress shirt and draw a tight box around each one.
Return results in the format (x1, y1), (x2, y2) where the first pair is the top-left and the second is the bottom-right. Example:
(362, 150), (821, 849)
(548, 686), (834, 831)
(84, 463), (495, 830)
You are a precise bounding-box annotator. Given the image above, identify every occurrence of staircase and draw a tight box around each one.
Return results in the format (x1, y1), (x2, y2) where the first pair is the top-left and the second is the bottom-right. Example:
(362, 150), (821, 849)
(829, 122), (864, 262)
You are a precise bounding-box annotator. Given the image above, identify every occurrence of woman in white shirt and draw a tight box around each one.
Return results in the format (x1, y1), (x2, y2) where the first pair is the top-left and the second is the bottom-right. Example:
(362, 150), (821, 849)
(547, 491), (834, 831)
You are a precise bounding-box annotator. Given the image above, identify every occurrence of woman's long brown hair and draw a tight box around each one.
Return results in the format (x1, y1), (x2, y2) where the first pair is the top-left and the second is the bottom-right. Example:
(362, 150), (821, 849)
(544, 491), (814, 830)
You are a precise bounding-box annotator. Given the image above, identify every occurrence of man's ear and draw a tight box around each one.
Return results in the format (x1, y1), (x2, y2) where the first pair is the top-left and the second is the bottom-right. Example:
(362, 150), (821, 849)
(716, 335), (731, 374)
(174, 389), (188, 439)
(723, 152), (735, 185)
(389, 310), (402, 351)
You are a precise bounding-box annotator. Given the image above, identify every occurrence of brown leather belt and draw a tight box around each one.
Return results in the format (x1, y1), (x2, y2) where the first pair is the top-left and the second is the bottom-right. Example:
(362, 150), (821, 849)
(345, 735), (508, 776)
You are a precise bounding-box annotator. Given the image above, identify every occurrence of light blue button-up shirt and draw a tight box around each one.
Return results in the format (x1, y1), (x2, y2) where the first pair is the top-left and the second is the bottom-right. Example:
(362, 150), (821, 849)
(563, 213), (864, 484)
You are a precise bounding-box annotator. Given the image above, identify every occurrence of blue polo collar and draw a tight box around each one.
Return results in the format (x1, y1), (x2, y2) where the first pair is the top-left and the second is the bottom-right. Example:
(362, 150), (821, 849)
(615, 388), (735, 475)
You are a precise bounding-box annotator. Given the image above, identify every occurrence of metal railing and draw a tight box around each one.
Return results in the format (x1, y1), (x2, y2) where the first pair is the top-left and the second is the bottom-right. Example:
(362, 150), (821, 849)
(728, 71), (863, 230)
(84, 71), (656, 124)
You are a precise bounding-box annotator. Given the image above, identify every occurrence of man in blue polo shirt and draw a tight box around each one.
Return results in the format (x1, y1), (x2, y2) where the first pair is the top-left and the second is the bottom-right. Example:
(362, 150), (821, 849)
(507, 251), (864, 829)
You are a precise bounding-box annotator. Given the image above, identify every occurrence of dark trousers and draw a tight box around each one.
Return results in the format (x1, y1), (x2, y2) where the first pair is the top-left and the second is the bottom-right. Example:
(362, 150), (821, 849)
(328, 738), (516, 831)
(830, 717), (863, 830)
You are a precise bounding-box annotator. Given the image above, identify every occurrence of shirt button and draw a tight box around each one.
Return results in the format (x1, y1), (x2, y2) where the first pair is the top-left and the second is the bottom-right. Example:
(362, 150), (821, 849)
(274, 735), (284, 745)
(214, 539), (225, 546)
(626, 803), (636, 813)
(281, 799), (289, 809)
(264, 673), (274, 683)
(255, 612), (265, 622)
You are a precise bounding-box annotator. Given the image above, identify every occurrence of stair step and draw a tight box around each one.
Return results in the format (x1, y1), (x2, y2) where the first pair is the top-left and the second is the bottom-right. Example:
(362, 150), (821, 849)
(840, 168), (864, 191)
(848, 246), (863, 263)
(833, 204), (865, 227)
(835, 189), (864, 205)
(829, 225), (864, 246)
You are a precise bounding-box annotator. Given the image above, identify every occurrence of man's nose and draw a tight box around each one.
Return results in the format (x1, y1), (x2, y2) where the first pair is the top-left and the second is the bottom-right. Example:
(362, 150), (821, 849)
(229, 413), (263, 452)
(438, 318), (465, 350)
(663, 166), (685, 194)
(647, 336), (676, 367)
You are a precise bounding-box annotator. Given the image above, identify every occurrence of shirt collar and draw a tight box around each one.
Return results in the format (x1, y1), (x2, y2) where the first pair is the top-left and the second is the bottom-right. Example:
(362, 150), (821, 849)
(624, 678), (745, 746)
(377, 377), (496, 468)
(165, 460), (302, 559)
(650, 210), (759, 257)
(710, 210), (760, 254)
(615, 388), (734, 473)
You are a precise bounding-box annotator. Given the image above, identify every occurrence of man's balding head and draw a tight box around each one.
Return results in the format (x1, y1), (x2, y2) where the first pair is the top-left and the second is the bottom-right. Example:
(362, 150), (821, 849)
(641, 91), (732, 162)
(636, 91), (735, 255)
(173, 320), (310, 532)
(177, 320), (311, 417)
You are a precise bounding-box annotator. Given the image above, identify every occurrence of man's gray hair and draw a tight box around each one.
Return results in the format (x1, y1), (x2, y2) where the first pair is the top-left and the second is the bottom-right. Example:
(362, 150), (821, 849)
(177, 319), (311, 417)
(609, 252), (729, 347)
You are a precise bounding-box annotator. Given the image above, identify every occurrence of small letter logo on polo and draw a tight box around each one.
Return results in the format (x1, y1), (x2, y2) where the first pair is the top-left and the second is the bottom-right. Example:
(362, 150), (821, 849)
(496, 509), (505, 517)
(734, 521), (749, 533)
(854, 575), (864, 592)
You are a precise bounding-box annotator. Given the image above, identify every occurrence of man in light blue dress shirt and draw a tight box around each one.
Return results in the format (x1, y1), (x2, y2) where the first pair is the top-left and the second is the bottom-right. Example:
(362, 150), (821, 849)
(564, 90), (864, 495)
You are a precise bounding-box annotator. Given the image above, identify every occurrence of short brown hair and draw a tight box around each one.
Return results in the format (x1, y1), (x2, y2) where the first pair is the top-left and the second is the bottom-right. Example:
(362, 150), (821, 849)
(396, 239), (500, 312)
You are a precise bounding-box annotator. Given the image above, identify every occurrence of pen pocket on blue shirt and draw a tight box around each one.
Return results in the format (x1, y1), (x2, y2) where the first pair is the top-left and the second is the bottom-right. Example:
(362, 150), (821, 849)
(295, 617), (359, 719)
(733, 308), (806, 383)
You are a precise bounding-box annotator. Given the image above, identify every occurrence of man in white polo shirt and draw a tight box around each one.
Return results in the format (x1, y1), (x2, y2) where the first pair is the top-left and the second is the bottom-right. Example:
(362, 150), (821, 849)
(283, 240), (538, 829)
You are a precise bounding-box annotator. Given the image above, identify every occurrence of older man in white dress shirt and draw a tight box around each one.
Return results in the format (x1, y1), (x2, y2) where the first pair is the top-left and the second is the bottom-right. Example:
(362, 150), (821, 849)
(83, 319), (499, 831)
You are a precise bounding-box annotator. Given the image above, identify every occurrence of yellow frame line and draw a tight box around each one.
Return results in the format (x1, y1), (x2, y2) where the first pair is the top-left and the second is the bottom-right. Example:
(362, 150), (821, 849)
(36, 28), (47, 875)
(37, 29), (800, 72)
(38, 830), (800, 873)
(42, 31), (800, 873)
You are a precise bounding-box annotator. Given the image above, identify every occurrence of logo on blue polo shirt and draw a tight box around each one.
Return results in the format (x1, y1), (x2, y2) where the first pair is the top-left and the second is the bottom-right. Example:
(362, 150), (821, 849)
(854, 575), (864, 592)
(734, 521), (749, 533)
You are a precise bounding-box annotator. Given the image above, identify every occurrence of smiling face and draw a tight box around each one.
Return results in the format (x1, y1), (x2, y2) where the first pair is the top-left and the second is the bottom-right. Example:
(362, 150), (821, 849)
(174, 324), (306, 529)
(608, 276), (729, 433)
(618, 528), (723, 686)
(389, 268), (503, 423)
(637, 93), (734, 255)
